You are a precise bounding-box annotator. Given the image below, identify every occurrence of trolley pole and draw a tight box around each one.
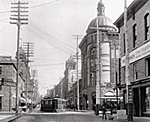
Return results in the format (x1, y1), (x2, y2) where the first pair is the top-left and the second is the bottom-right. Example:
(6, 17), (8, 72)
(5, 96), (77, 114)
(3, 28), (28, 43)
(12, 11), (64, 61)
(10, 1), (28, 115)
(73, 35), (82, 111)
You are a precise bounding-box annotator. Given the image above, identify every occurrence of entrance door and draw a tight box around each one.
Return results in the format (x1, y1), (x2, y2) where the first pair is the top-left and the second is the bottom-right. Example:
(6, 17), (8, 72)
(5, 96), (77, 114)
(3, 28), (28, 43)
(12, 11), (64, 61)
(0, 97), (2, 110)
(133, 88), (139, 116)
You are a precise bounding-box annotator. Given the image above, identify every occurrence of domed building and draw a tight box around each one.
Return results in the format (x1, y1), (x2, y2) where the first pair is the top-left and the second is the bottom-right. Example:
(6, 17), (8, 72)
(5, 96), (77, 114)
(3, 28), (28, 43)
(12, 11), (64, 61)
(79, 0), (120, 110)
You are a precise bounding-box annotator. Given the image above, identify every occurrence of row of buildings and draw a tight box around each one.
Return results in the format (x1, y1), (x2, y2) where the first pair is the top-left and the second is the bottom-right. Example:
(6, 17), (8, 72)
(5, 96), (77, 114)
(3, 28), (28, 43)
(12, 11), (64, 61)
(0, 47), (39, 111)
(46, 0), (150, 117)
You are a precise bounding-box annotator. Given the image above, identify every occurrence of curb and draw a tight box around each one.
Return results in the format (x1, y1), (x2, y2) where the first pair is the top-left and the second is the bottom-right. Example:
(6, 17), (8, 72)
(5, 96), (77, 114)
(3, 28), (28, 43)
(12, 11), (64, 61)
(0, 115), (21, 122)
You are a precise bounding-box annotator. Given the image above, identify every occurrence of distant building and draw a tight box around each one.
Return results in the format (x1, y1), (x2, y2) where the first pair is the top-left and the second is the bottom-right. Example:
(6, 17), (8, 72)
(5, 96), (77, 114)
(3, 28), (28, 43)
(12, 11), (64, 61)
(64, 55), (81, 104)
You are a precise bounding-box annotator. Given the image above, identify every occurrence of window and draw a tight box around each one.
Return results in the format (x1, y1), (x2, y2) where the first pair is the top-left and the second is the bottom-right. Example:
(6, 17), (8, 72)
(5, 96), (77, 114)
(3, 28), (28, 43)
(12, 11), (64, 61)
(123, 33), (126, 54)
(90, 47), (96, 56)
(123, 67), (126, 83)
(90, 47), (96, 85)
(146, 58), (150, 76)
(91, 35), (93, 42)
(133, 24), (137, 48)
(133, 63), (138, 80)
(144, 13), (150, 40)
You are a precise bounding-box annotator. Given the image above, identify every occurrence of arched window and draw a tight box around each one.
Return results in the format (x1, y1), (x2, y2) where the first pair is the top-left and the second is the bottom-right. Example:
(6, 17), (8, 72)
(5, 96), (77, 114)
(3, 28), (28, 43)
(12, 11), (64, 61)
(90, 47), (96, 85)
(90, 47), (96, 56)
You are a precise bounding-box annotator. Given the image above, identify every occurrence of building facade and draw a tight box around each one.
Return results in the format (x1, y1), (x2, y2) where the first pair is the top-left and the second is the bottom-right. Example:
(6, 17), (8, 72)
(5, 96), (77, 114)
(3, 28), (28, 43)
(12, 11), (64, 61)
(114, 0), (150, 117)
(0, 56), (26, 111)
(79, 0), (120, 110)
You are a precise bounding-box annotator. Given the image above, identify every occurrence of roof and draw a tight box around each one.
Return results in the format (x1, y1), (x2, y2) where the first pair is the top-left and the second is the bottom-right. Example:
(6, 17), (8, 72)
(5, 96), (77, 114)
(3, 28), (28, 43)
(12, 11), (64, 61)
(114, 0), (148, 27)
(86, 16), (118, 34)
(86, 0), (118, 34)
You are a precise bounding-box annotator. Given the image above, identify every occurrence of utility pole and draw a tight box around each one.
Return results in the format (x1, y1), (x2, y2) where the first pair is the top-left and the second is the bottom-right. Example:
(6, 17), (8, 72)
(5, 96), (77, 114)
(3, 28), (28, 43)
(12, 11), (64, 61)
(90, 17), (102, 116)
(73, 35), (82, 111)
(96, 16), (101, 115)
(113, 41), (118, 109)
(23, 42), (34, 112)
(10, 1), (28, 115)
(124, 0), (133, 121)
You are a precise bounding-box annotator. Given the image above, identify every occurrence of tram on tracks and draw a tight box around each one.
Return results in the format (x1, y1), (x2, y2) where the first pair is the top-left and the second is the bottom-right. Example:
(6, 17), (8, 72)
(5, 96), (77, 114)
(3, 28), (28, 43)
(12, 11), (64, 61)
(41, 97), (66, 112)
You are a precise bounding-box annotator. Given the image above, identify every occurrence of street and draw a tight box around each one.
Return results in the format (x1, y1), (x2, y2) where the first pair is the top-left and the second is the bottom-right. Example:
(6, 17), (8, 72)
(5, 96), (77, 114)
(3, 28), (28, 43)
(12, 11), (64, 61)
(12, 113), (114, 122)
(11, 108), (115, 122)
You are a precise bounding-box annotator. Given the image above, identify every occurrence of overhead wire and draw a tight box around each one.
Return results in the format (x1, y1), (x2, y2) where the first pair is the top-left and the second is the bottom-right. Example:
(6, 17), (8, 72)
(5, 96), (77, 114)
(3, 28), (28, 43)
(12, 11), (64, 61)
(24, 23), (73, 55)
(29, 0), (59, 8)
(25, 26), (70, 54)
(29, 21), (75, 52)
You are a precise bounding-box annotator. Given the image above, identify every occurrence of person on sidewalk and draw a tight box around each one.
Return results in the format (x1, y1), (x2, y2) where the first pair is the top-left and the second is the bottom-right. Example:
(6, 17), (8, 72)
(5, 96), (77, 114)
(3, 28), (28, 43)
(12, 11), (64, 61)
(102, 100), (107, 120)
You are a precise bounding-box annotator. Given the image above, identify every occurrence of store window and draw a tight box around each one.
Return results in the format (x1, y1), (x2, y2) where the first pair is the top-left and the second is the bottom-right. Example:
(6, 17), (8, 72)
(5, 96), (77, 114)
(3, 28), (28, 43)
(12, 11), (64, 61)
(144, 13), (149, 41)
(146, 87), (150, 112)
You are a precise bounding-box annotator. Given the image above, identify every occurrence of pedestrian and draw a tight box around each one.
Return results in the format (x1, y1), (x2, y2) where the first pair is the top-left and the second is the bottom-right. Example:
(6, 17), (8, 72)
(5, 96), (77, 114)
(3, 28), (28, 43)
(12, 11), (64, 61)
(102, 100), (107, 120)
(74, 104), (76, 111)
(80, 103), (83, 110)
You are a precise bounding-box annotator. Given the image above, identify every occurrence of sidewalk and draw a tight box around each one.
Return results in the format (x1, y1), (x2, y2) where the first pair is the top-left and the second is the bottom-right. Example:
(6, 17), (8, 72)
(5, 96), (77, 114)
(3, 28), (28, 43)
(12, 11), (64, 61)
(111, 114), (150, 122)
(0, 111), (21, 122)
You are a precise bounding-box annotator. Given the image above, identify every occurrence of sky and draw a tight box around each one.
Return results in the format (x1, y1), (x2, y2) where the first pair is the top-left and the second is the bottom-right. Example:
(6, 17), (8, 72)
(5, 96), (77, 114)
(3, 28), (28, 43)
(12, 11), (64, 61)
(0, 0), (133, 96)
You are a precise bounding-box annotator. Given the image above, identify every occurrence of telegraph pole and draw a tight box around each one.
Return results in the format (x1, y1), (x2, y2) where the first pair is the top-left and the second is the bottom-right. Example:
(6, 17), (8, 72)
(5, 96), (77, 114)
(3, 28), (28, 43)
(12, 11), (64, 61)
(96, 16), (101, 115)
(90, 17), (102, 116)
(124, 0), (133, 121)
(10, 1), (28, 115)
(23, 42), (34, 111)
(73, 35), (82, 111)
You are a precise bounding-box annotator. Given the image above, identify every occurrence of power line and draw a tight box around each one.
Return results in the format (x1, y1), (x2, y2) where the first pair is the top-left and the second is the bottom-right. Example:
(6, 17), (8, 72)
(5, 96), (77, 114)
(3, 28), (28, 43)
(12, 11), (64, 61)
(32, 63), (65, 67)
(30, 0), (59, 8)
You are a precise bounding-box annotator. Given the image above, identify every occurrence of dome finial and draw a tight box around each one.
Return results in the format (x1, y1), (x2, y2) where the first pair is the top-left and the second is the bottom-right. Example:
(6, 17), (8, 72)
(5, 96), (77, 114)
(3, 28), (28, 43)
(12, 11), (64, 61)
(97, 0), (105, 16)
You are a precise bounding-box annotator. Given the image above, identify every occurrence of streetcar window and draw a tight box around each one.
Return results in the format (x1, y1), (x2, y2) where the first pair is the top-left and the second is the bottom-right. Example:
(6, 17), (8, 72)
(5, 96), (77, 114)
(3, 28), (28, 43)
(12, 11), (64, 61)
(45, 100), (48, 105)
(49, 100), (52, 105)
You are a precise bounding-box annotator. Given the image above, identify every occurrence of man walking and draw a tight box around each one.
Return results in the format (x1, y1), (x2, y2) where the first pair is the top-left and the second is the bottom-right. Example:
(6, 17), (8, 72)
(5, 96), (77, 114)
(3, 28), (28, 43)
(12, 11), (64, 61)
(102, 100), (107, 120)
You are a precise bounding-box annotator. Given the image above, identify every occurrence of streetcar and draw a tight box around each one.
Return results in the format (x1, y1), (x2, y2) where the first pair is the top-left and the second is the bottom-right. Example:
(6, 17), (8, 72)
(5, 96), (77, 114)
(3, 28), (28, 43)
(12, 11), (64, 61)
(41, 97), (66, 112)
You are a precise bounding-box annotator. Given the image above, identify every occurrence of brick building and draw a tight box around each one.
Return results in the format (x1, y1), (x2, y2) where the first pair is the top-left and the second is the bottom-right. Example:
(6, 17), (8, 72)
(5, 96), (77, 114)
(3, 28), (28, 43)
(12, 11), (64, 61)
(114, 0), (150, 117)
(0, 56), (25, 111)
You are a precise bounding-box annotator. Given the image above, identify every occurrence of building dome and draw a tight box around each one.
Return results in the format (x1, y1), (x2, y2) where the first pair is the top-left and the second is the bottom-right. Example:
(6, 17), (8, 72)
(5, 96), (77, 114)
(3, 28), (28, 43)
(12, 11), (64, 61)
(86, 0), (118, 34)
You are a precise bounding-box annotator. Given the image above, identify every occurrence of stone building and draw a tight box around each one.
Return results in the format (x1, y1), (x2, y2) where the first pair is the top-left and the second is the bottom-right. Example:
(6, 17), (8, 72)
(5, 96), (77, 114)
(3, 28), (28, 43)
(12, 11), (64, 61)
(79, 0), (119, 110)
(114, 0), (150, 117)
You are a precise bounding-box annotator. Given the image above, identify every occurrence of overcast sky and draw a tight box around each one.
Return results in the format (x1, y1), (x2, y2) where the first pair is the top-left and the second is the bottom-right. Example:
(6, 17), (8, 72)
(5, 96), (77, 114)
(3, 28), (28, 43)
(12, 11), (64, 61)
(0, 0), (133, 95)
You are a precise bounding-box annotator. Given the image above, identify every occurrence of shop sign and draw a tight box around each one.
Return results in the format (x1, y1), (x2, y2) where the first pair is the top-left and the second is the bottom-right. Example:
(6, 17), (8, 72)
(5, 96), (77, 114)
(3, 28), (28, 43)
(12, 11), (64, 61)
(128, 85), (133, 103)
(121, 40), (150, 67)
(1, 78), (16, 87)
(2, 81), (16, 87)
